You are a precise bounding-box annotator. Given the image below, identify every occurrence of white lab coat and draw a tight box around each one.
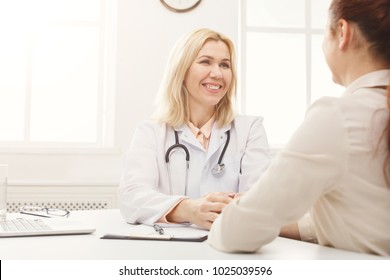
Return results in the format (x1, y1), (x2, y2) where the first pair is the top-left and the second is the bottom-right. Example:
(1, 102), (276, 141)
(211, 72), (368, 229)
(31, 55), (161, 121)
(118, 115), (270, 225)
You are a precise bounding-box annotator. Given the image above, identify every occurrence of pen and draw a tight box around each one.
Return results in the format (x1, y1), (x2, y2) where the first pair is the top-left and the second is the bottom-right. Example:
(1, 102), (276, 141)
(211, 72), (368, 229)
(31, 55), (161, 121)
(153, 224), (164, 235)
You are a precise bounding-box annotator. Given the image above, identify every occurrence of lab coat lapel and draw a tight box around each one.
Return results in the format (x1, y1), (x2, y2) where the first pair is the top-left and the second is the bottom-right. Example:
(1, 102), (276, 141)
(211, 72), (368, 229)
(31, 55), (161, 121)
(176, 124), (203, 149)
(168, 124), (195, 196)
(205, 123), (231, 162)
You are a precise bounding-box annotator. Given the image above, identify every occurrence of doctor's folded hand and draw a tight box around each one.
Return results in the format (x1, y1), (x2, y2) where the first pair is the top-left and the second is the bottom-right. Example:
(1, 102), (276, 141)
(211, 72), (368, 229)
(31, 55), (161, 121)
(166, 192), (235, 230)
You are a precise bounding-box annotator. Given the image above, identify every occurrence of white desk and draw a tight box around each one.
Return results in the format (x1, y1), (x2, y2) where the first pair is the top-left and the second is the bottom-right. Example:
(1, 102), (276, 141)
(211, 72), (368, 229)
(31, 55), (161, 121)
(0, 209), (384, 260)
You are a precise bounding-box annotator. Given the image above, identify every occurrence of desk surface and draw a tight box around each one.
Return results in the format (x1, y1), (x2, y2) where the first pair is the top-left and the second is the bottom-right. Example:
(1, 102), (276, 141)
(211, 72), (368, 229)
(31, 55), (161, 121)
(0, 209), (384, 260)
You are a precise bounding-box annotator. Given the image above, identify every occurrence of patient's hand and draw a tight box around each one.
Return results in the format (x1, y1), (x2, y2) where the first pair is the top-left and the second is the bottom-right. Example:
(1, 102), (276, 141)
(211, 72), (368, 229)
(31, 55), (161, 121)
(166, 192), (234, 230)
(279, 223), (301, 240)
(232, 192), (245, 199)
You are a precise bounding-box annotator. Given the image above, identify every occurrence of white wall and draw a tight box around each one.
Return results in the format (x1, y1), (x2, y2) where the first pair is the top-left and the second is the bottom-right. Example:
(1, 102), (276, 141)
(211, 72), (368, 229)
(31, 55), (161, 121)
(1, 0), (239, 196)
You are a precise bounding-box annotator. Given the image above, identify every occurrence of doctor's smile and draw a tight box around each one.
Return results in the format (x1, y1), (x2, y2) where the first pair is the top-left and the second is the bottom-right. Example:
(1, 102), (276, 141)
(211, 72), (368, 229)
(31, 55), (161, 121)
(203, 83), (223, 92)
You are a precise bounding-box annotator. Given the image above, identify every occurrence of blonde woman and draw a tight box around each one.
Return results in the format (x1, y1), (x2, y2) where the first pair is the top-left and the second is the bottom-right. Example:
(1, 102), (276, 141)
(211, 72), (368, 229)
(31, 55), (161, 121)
(118, 28), (270, 229)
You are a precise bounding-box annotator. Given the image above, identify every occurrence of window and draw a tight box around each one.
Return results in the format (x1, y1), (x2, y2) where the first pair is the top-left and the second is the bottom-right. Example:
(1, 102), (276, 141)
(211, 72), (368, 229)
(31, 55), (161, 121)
(0, 0), (116, 149)
(240, 0), (343, 148)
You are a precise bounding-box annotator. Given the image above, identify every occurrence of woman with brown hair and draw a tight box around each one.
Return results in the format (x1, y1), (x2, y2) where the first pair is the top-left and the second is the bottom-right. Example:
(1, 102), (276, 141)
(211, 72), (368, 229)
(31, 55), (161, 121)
(209, 0), (390, 256)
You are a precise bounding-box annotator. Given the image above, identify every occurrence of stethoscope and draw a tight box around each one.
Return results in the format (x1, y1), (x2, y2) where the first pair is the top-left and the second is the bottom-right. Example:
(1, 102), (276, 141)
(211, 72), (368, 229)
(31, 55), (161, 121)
(165, 129), (231, 194)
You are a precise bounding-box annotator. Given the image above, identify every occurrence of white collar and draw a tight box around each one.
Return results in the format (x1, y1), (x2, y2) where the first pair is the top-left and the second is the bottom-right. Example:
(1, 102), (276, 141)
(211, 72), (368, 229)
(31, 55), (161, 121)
(343, 69), (390, 96)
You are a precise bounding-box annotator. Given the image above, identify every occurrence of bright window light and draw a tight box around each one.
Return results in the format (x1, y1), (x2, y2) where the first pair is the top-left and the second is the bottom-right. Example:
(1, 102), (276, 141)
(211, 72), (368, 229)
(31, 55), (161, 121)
(241, 0), (343, 148)
(0, 0), (114, 147)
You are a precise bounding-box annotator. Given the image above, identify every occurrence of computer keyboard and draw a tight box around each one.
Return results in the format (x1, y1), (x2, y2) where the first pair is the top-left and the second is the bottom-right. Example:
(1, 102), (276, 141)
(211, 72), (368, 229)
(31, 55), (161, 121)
(0, 218), (51, 232)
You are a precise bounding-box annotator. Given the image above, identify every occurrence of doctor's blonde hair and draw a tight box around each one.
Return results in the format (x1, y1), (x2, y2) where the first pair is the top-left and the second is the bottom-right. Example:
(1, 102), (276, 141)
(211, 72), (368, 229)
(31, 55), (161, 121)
(153, 28), (237, 128)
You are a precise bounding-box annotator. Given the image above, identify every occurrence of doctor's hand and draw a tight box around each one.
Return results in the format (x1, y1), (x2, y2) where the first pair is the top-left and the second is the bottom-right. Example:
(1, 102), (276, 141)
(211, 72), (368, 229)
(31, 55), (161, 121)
(166, 192), (235, 230)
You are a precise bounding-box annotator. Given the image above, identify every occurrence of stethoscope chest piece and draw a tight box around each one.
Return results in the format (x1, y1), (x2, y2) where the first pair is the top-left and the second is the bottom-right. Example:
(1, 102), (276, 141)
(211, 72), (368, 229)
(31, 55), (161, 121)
(211, 163), (225, 176)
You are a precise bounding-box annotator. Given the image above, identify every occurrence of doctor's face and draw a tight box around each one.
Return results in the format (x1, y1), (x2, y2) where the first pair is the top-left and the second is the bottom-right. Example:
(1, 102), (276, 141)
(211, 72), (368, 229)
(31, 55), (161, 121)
(184, 40), (232, 111)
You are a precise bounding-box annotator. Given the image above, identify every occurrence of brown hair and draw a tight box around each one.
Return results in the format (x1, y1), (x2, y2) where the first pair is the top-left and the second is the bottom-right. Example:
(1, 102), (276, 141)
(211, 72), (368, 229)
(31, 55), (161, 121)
(386, 86), (390, 185)
(329, 0), (390, 184)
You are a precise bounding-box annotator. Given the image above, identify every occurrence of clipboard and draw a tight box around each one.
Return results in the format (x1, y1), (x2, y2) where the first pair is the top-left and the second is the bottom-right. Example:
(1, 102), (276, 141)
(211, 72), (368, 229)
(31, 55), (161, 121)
(100, 233), (207, 242)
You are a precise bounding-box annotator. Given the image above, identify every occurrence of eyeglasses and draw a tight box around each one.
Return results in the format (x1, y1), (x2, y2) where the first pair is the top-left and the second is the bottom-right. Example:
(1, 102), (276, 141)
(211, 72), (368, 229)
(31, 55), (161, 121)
(19, 206), (70, 218)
